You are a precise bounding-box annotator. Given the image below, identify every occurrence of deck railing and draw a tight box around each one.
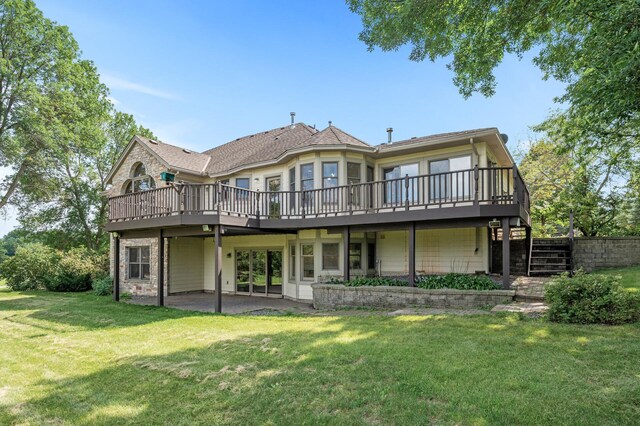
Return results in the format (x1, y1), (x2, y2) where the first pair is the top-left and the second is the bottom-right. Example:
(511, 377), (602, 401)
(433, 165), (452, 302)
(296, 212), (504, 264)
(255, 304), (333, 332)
(108, 166), (530, 222)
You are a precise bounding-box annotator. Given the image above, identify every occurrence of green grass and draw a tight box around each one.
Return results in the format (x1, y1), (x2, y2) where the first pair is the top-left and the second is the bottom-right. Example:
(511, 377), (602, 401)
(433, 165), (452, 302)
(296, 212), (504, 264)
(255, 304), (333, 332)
(595, 265), (640, 292)
(0, 290), (639, 425)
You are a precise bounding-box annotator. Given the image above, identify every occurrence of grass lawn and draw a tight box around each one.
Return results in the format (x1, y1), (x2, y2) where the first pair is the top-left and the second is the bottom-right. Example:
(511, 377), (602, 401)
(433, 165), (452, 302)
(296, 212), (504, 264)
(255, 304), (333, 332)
(595, 266), (640, 292)
(0, 290), (639, 425)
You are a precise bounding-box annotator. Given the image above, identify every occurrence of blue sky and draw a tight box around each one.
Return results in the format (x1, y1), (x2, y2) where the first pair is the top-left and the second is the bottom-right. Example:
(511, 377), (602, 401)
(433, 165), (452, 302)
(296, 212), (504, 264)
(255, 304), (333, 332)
(0, 0), (565, 236)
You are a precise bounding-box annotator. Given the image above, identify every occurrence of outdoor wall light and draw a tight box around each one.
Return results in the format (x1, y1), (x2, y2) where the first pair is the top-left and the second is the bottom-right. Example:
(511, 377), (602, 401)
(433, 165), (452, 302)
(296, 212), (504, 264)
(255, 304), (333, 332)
(226, 252), (233, 259)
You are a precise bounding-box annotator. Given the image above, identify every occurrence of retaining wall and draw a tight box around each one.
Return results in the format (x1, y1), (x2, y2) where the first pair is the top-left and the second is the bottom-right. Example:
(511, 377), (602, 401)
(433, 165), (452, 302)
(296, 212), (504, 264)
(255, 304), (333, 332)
(311, 284), (515, 309)
(574, 237), (640, 272)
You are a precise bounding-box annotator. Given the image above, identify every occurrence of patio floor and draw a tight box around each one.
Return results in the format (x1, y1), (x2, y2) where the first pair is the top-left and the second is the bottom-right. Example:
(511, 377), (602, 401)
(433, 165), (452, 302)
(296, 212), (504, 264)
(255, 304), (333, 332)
(128, 293), (315, 315)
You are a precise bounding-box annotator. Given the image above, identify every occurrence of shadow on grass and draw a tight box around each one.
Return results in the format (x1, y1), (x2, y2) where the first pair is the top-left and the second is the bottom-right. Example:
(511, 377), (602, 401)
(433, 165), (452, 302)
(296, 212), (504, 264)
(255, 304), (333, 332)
(0, 290), (207, 331)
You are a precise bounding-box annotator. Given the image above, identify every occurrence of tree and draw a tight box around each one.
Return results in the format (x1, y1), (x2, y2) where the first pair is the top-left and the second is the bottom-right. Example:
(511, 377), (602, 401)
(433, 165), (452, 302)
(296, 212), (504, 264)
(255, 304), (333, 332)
(348, 0), (640, 152)
(0, 0), (108, 211)
(518, 139), (631, 237)
(18, 110), (155, 252)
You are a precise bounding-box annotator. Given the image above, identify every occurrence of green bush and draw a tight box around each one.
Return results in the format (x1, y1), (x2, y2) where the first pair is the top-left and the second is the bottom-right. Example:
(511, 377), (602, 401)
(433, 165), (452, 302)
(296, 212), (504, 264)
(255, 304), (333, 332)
(545, 272), (640, 325)
(44, 248), (105, 292)
(92, 276), (113, 296)
(416, 273), (501, 290)
(0, 243), (60, 290)
(329, 276), (407, 287)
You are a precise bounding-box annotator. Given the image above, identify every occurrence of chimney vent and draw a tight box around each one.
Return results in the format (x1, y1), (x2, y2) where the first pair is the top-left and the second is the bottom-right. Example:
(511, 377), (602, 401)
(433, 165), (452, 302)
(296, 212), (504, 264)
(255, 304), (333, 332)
(328, 120), (332, 127)
(387, 127), (393, 144)
(290, 112), (296, 127)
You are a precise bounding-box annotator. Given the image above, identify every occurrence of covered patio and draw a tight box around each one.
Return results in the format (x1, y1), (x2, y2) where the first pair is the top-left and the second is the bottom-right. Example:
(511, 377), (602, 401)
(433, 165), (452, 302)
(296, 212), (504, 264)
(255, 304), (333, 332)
(127, 292), (314, 314)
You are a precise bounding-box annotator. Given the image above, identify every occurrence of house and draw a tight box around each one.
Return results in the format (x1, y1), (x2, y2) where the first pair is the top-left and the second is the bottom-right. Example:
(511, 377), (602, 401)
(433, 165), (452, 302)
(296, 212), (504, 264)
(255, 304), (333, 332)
(104, 120), (531, 311)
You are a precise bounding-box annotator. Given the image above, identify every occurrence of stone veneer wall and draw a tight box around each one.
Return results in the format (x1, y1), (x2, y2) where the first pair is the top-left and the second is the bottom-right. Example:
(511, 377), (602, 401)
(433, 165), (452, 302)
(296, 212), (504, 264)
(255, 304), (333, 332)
(107, 143), (166, 198)
(573, 237), (640, 272)
(110, 236), (169, 297)
(311, 284), (515, 309)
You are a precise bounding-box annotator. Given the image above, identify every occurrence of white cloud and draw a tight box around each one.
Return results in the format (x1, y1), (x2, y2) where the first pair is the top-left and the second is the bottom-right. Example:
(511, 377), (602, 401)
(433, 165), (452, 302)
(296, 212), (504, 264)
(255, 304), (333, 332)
(102, 74), (179, 100)
(107, 96), (120, 106)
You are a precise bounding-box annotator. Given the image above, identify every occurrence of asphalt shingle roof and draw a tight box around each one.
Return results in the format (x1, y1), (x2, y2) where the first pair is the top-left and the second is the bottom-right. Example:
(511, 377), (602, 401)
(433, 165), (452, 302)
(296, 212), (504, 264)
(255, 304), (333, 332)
(130, 125), (499, 178)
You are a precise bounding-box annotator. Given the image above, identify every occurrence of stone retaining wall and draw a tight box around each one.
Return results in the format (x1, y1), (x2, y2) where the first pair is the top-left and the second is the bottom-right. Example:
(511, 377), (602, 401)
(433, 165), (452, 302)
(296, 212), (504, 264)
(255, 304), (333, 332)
(574, 237), (640, 272)
(311, 284), (515, 309)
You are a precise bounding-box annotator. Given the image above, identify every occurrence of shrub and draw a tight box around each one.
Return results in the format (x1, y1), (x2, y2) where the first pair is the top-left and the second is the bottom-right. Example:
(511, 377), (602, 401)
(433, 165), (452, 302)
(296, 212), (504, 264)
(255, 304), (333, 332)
(0, 243), (60, 290)
(44, 247), (105, 292)
(92, 276), (113, 296)
(545, 272), (640, 325)
(416, 273), (501, 290)
(328, 276), (407, 287)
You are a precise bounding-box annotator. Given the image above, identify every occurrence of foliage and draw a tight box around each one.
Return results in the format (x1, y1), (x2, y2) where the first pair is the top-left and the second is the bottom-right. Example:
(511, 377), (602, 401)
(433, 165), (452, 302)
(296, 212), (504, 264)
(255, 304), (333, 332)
(0, 243), (59, 290)
(92, 275), (113, 296)
(0, 242), (106, 292)
(545, 271), (640, 325)
(43, 247), (106, 292)
(518, 139), (631, 237)
(416, 273), (501, 291)
(328, 276), (406, 286)
(349, 0), (640, 173)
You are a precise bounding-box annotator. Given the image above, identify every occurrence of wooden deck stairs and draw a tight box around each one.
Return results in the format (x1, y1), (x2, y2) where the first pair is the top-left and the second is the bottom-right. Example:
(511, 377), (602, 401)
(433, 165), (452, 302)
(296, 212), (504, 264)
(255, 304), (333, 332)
(528, 238), (572, 276)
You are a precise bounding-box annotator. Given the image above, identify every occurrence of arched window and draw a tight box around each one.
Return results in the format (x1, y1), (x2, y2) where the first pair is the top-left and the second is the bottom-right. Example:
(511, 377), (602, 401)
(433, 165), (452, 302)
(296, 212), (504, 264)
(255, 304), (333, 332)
(123, 163), (156, 194)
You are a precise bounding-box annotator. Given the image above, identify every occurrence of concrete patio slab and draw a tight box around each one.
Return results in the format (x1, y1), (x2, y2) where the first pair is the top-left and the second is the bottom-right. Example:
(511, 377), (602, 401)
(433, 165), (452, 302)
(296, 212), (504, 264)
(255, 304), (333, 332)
(127, 293), (314, 314)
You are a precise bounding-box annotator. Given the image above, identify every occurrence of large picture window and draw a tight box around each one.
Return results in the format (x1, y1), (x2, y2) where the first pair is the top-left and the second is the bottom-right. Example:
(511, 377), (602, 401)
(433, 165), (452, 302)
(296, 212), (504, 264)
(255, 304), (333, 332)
(323, 162), (339, 205)
(383, 163), (419, 205)
(322, 243), (339, 270)
(127, 246), (150, 280)
(429, 155), (472, 202)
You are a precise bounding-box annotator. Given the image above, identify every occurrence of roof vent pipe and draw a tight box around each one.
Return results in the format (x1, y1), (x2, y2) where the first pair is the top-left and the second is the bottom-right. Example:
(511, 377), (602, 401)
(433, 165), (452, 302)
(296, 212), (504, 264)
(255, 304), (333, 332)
(328, 120), (332, 127)
(290, 112), (296, 127)
(387, 127), (393, 144)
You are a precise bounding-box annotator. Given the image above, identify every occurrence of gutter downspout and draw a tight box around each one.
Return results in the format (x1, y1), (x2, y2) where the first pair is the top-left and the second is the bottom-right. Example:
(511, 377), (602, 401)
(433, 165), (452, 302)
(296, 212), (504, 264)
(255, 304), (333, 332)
(469, 137), (480, 166)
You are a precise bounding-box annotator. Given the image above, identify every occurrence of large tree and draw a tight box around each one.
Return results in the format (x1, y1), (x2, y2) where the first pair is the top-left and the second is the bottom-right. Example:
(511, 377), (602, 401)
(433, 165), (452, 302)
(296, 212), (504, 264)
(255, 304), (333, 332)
(18, 110), (155, 251)
(0, 0), (109, 210)
(348, 0), (640, 152)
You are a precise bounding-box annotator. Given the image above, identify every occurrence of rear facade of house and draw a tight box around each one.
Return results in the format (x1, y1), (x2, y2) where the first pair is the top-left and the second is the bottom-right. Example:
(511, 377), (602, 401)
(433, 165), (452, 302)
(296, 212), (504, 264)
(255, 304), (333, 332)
(105, 122), (530, 307)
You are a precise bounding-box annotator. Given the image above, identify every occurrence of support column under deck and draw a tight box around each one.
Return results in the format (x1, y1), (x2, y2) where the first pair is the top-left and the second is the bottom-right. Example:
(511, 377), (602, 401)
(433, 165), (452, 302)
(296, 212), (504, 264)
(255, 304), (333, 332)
(214, 225), (222, 313)
(113, 234), (120, 302)
(343, 226), (350, 282)
(408, 222), (416, 286)
(502, 218), (511, 289)
(157, 229), (164, 307)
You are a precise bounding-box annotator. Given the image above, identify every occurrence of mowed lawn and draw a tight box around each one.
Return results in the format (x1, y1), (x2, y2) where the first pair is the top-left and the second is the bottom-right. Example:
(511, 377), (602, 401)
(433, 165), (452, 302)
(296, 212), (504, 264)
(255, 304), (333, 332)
(0, 290), (639, 425)
(596, 266), (640, 292)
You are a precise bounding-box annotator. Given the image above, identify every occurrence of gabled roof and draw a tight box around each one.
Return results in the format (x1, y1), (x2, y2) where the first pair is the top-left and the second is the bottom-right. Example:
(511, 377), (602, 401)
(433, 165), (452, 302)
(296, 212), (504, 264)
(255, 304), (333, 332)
(305, 125), (371, 148)
(137, 136), (211, 174)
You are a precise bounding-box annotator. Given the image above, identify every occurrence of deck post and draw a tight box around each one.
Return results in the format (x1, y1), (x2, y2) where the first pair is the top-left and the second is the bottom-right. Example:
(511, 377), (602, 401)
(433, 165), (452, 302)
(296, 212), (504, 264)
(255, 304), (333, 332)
(502, 218), (510, 289)
(343, 226), (350, 281)
(487, 226), (493, 273)
(473, 165), (479, 205)
(157, 229), (164, 307)
(408, 222), (416, 286)
(113, 233), (120, 302)
(214, 225), (222, 313)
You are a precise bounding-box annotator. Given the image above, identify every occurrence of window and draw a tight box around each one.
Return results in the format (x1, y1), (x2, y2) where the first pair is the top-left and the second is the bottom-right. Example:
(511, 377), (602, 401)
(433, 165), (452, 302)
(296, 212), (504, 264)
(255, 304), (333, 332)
(367, 243), (376, 269)
(289, 168), (296, 211)
(124, 163), (156, 194)
(289, 244), (296, 280)
(127, 246), (150, 280)
(383, 163), (419, 205)
(236, 177), (250, 199)
(429, 155), (472, 202)
(301, 244), (314, 279)
(322, 162), (338, 188)
(367, 166), (374, 208)
(347, 163), (361, 184)
(322, 243), (339, 270)
(349, 243), (362, 270)
(347, 163), (361, 206)
(301, 163), (314, 209)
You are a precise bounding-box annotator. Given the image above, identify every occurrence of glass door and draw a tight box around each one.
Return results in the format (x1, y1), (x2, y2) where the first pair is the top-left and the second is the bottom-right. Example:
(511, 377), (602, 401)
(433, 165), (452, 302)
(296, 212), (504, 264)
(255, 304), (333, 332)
(265, 176), (281, 218)
(235, 249), (283, 296)
(267, 250), (283, 295)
